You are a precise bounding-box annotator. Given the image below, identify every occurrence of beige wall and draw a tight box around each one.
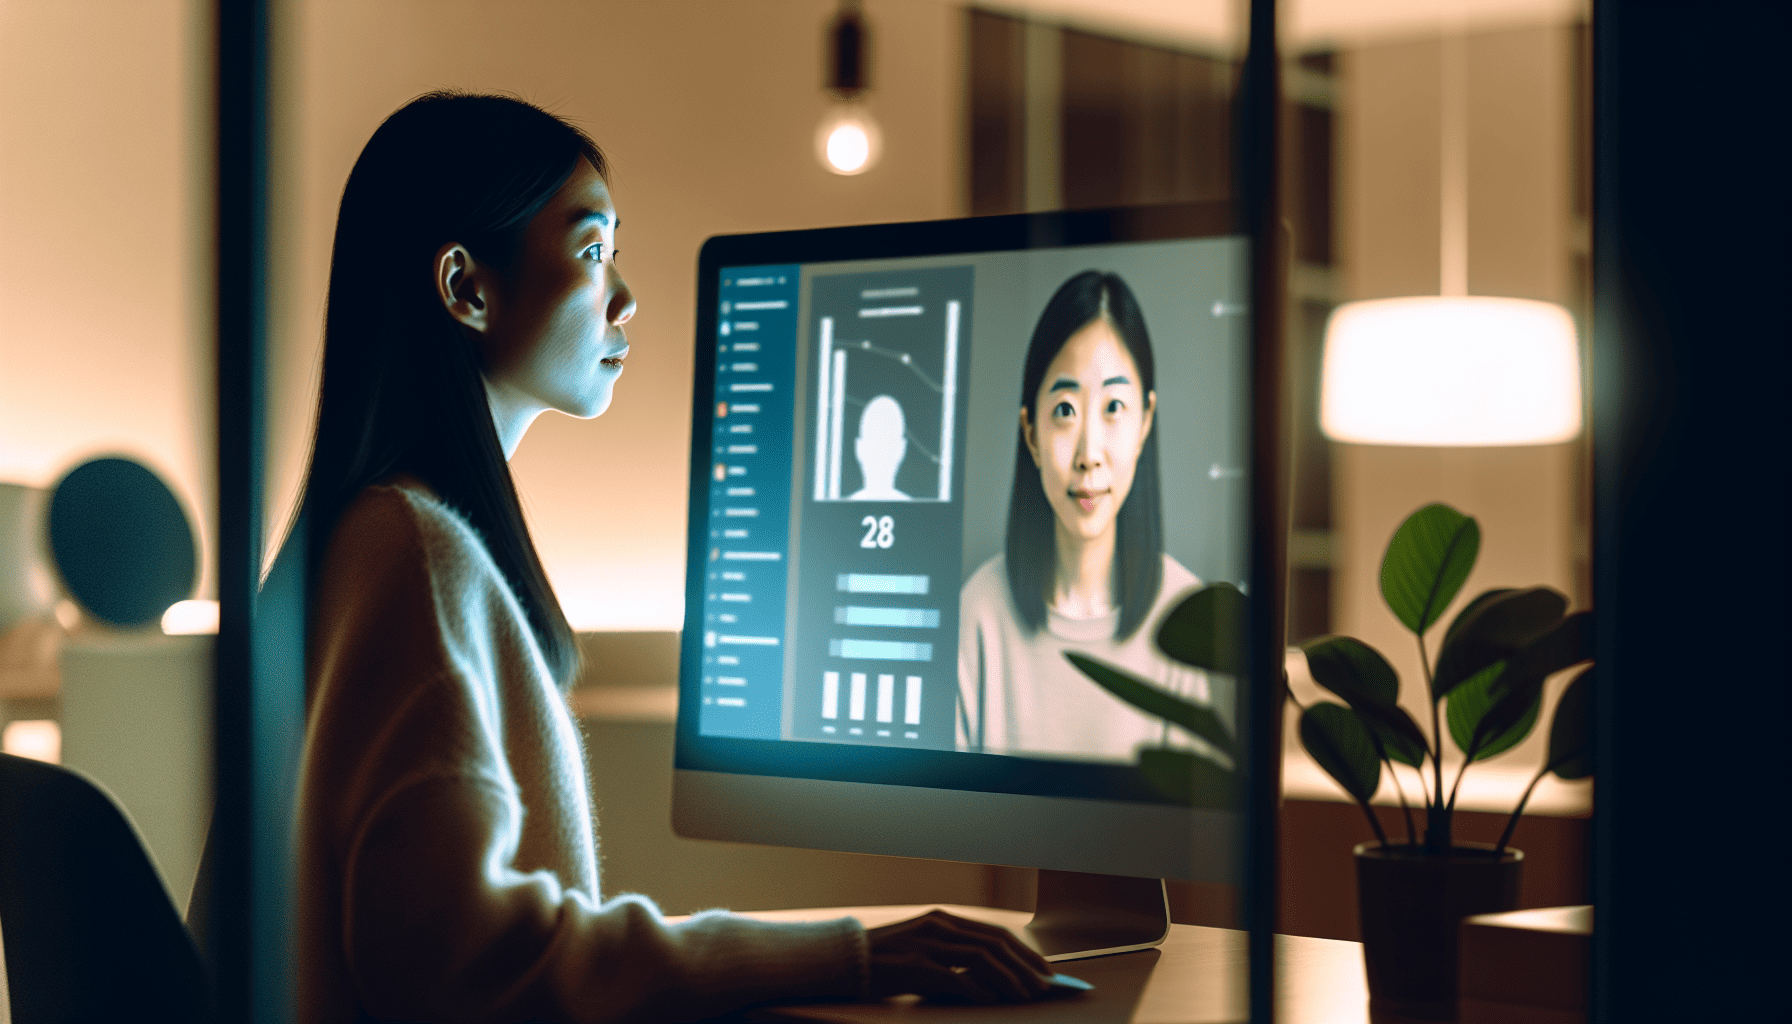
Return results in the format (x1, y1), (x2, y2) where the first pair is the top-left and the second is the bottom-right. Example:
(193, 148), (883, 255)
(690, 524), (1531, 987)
(272, 0), (966, 629)
(0, 0), (213, 597)
(1, 0), (966, 626)
(1331, 24), (1582, 788)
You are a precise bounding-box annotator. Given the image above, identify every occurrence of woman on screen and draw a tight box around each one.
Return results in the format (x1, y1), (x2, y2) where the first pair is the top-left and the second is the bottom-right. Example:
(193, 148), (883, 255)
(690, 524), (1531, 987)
(283, 93), (1053, 1023)
(957, 270), (1232, 764)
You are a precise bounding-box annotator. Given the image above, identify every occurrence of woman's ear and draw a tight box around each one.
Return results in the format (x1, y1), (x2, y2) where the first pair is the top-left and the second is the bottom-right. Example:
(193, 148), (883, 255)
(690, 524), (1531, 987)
(1140, 390), (1156, 446)
(1019, 407), (1042, 467)
(435, 242), (493, 332)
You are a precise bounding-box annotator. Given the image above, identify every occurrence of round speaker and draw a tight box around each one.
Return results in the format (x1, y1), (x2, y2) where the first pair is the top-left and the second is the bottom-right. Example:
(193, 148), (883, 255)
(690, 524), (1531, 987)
(46, 458), (196, 630)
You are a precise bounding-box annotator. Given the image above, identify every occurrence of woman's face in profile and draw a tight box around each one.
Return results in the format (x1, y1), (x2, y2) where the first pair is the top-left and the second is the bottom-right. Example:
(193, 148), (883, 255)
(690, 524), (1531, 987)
(1023, 317), (1155, 546)
(480, 159), (636, 420)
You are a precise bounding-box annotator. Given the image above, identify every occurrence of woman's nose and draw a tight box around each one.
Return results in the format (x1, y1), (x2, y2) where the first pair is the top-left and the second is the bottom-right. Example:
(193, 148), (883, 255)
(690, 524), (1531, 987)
(1074, 416), (1105, 470)
(609, 268), (637, 326)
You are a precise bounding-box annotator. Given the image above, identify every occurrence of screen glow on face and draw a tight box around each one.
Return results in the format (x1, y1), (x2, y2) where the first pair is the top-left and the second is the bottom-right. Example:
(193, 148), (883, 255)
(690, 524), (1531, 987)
(485, 161), (635, 422)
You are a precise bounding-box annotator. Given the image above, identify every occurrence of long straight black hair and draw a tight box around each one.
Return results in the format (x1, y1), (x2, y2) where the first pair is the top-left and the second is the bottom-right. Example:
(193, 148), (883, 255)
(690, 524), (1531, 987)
(1005, 270), (1164, 641)
(287, 92), (601, 688)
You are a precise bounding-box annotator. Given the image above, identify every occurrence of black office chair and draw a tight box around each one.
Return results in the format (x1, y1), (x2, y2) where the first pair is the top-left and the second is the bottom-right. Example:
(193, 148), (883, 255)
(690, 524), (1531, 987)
(0, 752), (210, 1023)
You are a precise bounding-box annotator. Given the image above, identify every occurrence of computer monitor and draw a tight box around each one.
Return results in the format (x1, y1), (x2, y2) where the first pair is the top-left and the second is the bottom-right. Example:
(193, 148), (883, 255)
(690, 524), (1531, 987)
(673, 205), (1260, 960)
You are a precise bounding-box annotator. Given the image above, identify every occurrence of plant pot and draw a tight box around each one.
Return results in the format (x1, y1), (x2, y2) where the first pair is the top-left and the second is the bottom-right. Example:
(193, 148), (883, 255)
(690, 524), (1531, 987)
(1355, 841), (1523, 1021)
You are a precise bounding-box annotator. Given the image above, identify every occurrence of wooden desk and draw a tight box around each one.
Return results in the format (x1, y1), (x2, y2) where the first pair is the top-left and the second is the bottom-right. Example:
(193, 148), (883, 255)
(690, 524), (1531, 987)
(728, 905), (1371, 1024)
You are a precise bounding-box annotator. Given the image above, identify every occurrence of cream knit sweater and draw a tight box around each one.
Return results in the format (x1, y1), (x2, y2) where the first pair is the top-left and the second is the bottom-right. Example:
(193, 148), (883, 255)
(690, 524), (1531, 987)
(296, 484), (868, 1023)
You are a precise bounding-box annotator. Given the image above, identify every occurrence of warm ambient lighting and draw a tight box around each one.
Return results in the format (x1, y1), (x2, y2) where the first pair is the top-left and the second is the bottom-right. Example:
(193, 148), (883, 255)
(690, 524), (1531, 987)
(817, 0), (880, 176)
(2, 719), (60, 763)
(563, 593), (685, 633)
(827, 122), (870, 172)
(1321, 296), (1582, 446)
(817, 106), (881, 175)
(161, 598), (219, 635)
(1319, 24), (1582, 448)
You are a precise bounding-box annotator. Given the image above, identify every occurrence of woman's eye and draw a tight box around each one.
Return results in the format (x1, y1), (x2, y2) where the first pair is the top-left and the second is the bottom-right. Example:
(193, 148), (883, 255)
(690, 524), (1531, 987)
(1105, 398), (1126, 415)
(1053, 400), (1075, 419)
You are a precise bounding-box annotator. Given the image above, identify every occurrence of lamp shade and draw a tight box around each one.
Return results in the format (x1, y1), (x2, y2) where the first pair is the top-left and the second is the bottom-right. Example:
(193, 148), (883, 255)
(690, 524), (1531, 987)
(1320, 296), (1582, 446)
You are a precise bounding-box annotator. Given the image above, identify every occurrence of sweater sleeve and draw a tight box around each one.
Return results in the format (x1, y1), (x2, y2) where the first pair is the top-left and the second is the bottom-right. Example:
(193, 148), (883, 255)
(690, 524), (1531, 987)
(342, 770), (867, 1024)
(304, 487), (868, 1024)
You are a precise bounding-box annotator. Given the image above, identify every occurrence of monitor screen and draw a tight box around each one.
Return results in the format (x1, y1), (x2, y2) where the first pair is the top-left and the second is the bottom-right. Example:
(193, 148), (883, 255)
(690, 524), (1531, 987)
(675, 206), (1252, 884)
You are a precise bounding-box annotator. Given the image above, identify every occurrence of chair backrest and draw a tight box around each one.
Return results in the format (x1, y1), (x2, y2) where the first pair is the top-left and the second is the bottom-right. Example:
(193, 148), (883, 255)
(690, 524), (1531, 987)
(0, 753), (210, 1023)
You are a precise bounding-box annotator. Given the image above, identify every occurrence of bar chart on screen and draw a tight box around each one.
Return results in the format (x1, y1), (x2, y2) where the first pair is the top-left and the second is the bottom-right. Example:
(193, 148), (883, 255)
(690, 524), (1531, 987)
(791, 266), (973, 750)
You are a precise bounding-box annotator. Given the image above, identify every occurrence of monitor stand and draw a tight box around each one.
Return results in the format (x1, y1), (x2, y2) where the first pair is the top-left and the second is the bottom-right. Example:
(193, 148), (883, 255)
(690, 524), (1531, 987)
(1024, 869), (1171, 961)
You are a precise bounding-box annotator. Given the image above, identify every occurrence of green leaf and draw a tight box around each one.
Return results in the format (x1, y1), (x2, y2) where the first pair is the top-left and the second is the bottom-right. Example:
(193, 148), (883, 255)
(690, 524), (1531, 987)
(1138, 748), (1237, 809)
(1446, 662), (1505, 754)
(1472, 673), (1547, 762)
(1065, 652), (1235, 757)
(1468, 613), (1591, 766)
(1441, 587), (1516, 654)
(1432, 587), (1568, 701)
(1447, 662), (1545, 762)
(1380, 504), (1480, 636)
(1299, 702), (1382, 804)
(1362, 707), (1430, 767)
(1547, 666), (1594, 780)
(1507, 611), (1594, 681)
(1302, 635), (1399, 707)
(1155, 583), (1246, 674)
(1301, 636), (1430, 763)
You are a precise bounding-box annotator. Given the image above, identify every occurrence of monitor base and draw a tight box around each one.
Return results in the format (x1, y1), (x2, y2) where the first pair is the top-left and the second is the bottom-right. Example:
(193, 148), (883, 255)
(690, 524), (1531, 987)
(1025, 869), (1170, 961)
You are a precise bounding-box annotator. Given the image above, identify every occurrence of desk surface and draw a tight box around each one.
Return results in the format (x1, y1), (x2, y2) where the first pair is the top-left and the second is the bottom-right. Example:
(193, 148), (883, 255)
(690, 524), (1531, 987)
(728, 905), (1370, 1024)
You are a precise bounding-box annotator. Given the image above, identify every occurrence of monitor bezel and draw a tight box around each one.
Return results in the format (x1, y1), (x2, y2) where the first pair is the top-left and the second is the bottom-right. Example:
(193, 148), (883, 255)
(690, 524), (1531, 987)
(675, 202), (1245, 813)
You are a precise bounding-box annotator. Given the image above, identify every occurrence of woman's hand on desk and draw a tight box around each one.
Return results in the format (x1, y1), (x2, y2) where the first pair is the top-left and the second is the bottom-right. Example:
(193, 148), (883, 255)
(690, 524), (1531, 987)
(865, 908), (1056, 1004)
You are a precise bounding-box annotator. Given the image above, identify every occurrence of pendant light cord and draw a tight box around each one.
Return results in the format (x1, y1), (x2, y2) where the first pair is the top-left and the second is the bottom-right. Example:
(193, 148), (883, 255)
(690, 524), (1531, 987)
(1440, 8), (1469, 298)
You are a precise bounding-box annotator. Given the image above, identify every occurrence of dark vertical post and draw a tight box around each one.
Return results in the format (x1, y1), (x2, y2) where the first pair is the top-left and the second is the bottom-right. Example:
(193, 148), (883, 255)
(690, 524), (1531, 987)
(1590, 2), (1789, 1021)
(1237, 0), (1284, 1022)
(214, 0), (300, 1021)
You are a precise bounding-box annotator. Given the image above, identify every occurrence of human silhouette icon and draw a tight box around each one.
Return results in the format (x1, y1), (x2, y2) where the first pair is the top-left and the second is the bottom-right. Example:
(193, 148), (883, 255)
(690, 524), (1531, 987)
(850, 395), (911, 500)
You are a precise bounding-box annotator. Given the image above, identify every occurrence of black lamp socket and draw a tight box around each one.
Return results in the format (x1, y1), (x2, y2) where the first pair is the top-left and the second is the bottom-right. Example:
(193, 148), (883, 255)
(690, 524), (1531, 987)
(826, 3), (869, 98)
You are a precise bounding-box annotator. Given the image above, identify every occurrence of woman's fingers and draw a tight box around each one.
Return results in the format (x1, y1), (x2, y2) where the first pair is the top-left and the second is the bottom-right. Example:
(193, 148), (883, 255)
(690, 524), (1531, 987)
(918, 911), (1054, 975)
(898, 910), (1054, 981)
(865, 909), (1055, 1003)
(884, 908), (1022, 949)
(921, 938), (1052, 1002)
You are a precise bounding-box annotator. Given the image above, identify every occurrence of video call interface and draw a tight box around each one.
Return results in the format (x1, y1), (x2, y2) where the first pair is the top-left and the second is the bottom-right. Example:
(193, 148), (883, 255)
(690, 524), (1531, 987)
(695, 239), (1249, 771)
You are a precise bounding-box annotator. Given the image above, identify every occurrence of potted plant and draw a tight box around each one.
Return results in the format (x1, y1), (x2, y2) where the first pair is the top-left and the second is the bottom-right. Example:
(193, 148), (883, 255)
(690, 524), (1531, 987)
(1065, 502), (1594, 1022)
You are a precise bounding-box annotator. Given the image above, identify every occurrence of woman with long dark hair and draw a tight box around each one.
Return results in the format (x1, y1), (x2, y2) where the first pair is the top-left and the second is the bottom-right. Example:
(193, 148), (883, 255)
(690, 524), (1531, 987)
(956, 271), (1231, 763)
(289, 92), (1052, 1024)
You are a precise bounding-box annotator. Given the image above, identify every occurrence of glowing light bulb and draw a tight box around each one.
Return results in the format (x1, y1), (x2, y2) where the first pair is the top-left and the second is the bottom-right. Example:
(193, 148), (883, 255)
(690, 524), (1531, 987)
(827, 123), (870, 173)
(816, 105), (881, 176)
